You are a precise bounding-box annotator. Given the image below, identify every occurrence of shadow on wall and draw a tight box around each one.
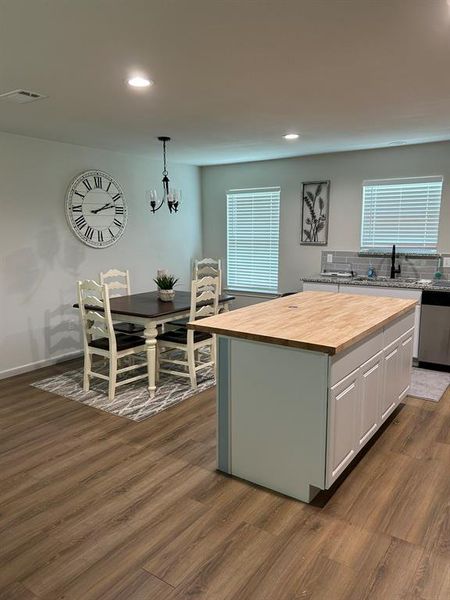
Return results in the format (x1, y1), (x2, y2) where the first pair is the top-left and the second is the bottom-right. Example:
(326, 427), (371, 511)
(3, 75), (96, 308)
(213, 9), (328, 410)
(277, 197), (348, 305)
(44, 290), (82, 359)
(62, 237), (85, 277)
(3, 246), (41, 302)
(1, 219), (85, 367)
(3, 220), (85, 301)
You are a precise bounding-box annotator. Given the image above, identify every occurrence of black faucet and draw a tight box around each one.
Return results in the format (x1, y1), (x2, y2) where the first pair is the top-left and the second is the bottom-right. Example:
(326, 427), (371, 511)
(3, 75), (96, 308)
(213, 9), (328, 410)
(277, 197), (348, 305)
(390, 244), (401, 279)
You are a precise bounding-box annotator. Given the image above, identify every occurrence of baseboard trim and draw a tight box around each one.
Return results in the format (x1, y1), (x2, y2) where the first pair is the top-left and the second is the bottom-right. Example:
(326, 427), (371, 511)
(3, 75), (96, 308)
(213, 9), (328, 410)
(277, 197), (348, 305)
(0, 350), (83, 381)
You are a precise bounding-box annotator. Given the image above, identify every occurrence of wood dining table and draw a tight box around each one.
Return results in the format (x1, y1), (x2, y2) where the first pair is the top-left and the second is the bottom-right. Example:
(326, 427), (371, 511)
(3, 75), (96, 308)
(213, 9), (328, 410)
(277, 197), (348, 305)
(74, 290), (234, 397)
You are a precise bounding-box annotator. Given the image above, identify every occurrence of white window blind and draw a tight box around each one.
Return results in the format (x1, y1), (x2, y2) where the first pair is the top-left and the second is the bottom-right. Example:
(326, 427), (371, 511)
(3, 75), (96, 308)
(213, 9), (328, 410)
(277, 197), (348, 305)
(361, 176), (443, 253)
(227, 187), (280, 293)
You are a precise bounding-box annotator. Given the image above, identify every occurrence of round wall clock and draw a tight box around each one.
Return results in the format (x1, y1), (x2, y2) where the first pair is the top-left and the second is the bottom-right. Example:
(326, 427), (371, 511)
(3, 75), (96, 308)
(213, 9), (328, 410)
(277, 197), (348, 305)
(65, 170), (128, 248)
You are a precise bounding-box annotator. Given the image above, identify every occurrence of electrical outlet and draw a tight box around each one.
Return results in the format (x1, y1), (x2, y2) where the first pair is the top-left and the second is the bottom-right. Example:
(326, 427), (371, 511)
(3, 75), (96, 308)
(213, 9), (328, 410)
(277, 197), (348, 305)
(443, 257), (450, 268)
(327, 253), (333, 263)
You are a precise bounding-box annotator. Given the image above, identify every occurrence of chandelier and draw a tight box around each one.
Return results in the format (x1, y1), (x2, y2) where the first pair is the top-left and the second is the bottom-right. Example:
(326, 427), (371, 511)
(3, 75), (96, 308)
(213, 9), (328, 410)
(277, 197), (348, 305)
(148, 136), (181, 214)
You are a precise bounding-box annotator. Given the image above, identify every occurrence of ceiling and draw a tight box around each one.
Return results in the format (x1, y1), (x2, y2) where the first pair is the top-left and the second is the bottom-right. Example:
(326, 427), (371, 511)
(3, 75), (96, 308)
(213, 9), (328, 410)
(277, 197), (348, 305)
(1, 0), (450, 165)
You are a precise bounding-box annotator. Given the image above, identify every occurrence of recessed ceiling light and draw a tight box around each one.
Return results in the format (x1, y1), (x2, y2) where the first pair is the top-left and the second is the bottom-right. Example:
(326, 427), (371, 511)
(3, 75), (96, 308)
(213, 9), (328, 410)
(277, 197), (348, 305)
(283, 133), (299, 140)
(127, 76), (153, 88)
(388, 141), (407, 146)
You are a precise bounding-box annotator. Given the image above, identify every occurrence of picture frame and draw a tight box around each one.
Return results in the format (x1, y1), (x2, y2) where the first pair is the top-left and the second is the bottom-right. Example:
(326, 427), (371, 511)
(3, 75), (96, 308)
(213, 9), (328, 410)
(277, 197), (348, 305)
(300, 180), (330, 245)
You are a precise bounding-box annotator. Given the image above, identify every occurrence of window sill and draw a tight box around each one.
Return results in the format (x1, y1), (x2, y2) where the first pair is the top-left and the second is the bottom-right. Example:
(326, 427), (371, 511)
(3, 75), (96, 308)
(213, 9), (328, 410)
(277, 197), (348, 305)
(224, 289), (279, 298)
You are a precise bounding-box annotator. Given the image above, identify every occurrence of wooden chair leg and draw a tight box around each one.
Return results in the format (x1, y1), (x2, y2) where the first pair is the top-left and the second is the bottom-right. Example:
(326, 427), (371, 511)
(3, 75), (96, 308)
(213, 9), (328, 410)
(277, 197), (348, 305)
(187, 345), (197, 389)
(83, 351), (91, 392)
(108, 356), (117, 401)
(156, 346), (160, 383)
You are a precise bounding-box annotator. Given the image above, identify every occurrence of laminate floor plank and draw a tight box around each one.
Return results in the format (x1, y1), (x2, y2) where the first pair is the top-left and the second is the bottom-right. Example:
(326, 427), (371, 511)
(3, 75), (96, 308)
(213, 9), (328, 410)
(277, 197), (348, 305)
(408, 550), (450, 600)
(96, 569), (175, 600)
(142, 505), (249, 587)
(23, 497), (207, 598)
(0, 361), (449, 599)
(235, 513), (346, 600)
(348, 537), (423, 599)
(170, 522), (275, 600)
(0, 582), (37, 600)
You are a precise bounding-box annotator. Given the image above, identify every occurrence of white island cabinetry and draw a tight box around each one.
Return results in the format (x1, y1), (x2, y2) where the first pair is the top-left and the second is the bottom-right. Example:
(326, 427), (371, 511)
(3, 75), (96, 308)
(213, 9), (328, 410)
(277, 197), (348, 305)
(189, 292), (417, 503)
(327, 311), (414, 485)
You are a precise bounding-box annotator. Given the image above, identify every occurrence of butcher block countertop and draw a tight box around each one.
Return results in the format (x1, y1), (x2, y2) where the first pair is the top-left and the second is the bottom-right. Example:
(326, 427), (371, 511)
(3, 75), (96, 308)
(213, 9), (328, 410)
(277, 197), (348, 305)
(188, 291), (417, 355)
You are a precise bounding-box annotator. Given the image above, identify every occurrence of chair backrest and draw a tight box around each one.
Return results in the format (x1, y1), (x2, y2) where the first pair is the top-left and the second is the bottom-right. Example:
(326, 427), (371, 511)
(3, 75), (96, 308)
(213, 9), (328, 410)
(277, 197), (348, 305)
(77, 280), (116, 351)
(100, 268), (131, 298)
(190, 276), (220, 322)
(193, 258), (222, 294)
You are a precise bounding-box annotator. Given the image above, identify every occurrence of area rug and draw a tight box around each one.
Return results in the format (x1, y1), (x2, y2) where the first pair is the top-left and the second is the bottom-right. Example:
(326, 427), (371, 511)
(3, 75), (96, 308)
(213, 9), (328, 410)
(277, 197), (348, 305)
(409, 367), (450, 402)
(31, 361), (215, 422)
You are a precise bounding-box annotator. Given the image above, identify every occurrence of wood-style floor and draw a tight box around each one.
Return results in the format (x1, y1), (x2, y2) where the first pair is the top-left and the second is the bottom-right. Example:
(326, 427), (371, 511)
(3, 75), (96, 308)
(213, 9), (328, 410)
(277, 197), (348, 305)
(0, 360), (449, 600)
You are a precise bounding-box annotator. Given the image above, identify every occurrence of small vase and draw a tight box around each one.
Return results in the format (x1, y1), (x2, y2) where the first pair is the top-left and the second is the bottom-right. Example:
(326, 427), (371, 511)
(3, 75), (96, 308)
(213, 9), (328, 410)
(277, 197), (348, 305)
(159, 289), (175, 302)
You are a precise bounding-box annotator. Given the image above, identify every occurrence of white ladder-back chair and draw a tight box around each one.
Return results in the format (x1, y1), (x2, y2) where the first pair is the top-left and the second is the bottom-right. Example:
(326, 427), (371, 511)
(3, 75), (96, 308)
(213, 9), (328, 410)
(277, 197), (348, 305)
(194, 258), (222, 294)
(99, 268), (144, 336)
(77, 280), (147, 401)
(157, 276), (220, 389)
(166, 258), (223, 330)
(100, 268), (130, 296)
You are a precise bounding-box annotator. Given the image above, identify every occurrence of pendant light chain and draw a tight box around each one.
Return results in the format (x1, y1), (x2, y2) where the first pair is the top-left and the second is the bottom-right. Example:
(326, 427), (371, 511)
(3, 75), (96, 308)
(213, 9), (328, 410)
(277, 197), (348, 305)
(162, 139), (168, 177)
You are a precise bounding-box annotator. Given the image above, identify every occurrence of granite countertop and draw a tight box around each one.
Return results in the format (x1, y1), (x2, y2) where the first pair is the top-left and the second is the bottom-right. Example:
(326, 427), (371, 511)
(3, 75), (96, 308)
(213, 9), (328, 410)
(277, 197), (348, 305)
(301, 275), (450, 292)
(188, 292), (417, 355)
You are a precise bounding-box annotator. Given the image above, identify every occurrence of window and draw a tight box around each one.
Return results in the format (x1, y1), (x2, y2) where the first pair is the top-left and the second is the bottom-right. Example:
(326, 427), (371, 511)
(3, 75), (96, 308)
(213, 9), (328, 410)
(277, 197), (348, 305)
(227, 187), (280, 293)
(361, 176), (443, 253)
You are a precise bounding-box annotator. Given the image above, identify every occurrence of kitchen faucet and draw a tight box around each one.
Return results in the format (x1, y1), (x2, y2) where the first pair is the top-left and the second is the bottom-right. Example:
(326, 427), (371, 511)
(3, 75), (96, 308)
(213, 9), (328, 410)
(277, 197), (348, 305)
(390, 244), (401, 279)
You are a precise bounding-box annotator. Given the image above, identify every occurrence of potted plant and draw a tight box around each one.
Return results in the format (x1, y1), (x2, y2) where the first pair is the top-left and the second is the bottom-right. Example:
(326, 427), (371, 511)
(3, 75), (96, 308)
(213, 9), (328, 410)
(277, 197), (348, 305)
(154, 273), (179, 301)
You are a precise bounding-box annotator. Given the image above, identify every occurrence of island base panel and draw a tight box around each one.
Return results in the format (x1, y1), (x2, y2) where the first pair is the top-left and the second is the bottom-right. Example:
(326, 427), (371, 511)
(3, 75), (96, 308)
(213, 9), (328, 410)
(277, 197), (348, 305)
(217, 336), (329, 503)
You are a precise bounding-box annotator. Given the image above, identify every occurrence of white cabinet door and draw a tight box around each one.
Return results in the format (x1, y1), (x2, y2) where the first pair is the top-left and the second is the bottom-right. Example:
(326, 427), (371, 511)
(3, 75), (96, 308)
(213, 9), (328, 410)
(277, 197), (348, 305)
(380, 340), (400, 422)
(302, 282), (339, 293)
(399, 328), (414, 401)
(327, 369), (358, 485)
(358, 351), (383, 448)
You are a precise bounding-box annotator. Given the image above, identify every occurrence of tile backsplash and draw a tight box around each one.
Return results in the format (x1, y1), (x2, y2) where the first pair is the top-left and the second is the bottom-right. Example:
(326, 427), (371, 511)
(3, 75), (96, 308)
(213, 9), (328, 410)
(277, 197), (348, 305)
(320, 251), (450, 280)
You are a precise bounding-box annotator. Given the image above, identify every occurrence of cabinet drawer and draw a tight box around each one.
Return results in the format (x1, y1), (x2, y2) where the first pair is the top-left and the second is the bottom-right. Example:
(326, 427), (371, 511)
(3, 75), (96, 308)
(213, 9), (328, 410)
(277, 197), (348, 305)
(384, 311), (415, 347)
(330, 330), (383, 386)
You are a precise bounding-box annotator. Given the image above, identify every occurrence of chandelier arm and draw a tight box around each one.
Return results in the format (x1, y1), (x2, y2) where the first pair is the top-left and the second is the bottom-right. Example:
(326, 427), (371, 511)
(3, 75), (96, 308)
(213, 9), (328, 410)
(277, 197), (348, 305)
(150, 195), (165, 213)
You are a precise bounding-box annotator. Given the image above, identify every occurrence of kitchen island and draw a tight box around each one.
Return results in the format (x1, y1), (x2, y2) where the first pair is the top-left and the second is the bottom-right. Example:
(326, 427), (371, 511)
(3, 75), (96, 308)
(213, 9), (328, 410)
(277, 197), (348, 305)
(189, 292), (417, 503)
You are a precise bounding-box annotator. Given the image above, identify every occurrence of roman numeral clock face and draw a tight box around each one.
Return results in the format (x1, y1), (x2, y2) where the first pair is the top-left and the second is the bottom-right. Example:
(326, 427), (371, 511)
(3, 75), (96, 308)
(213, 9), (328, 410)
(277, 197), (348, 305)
(65, 170), (128, 248)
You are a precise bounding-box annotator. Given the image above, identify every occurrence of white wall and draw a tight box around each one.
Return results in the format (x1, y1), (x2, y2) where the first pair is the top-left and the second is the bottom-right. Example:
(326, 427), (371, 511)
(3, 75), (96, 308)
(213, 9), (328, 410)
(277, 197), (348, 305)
(0, 132), (202, 377)
(201, 141), (450, 293)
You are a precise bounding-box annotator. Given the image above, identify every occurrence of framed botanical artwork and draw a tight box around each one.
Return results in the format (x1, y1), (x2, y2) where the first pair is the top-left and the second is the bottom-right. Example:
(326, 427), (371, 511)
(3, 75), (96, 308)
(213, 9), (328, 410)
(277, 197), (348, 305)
(300, 180), (330, 245)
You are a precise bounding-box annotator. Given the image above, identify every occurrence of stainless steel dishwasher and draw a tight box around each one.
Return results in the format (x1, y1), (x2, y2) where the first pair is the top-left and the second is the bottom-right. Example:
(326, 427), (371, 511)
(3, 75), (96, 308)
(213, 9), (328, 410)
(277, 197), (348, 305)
(418, 288), (450, 370)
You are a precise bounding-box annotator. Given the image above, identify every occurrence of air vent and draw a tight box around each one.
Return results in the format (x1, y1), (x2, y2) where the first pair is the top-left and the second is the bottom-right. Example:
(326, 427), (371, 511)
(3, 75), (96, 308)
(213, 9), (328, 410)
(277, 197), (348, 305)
(0, 89), (47, 104)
